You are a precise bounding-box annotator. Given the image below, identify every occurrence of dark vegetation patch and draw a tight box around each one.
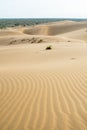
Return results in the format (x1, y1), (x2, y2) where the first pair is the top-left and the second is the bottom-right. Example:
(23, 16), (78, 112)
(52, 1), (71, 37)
(0, 19), (60, 29)
(45, 45), (52, 50)
(9, 38), (43, 45)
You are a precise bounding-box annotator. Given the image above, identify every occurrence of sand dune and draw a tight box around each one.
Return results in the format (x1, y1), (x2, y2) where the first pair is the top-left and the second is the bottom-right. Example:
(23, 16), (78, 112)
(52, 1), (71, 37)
(59, 28), (87, 42)
(23, 21), (87, 36)
(0, 20), (87, 130)
(0, 70), (87, 130)
(0, 20), (87, 46)
(0, 29), (22, 36)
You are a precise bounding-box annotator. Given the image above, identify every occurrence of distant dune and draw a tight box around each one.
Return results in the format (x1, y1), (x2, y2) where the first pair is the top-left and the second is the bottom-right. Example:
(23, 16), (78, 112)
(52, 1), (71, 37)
(0, 29), (21, 36)
(0, 20), (87, 130)
(59, 28), (87, 42)
(23, 21), (87, 36)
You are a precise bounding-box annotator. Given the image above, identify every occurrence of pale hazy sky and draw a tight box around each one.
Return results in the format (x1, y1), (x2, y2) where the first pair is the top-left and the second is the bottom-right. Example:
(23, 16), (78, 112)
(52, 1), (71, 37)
(0, 0), (87, 18)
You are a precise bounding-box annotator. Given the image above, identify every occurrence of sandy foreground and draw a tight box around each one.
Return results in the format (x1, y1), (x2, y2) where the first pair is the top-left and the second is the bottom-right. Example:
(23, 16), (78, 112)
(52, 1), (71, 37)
(0, 21), (87, 130)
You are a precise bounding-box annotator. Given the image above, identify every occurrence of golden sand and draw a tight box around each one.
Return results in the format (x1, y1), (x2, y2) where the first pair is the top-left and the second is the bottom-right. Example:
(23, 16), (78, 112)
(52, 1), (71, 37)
(0, 21), (87, 130)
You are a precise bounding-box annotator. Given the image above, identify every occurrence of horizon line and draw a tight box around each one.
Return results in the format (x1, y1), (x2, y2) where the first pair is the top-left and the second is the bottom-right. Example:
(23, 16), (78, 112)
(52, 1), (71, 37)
(0, 17), (87, 19)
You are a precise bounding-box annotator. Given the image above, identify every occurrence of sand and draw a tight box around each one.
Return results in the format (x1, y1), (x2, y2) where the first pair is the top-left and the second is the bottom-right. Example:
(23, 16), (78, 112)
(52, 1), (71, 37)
(0, 21), (87, 130)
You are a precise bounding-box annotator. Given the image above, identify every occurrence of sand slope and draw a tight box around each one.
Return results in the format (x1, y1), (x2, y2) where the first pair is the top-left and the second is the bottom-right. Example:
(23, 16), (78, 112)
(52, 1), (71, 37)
(0, 70), (87, 130)
(0, 21), (87, 130)
(23, 21), (87, 36)
(59, 28), (87, 42)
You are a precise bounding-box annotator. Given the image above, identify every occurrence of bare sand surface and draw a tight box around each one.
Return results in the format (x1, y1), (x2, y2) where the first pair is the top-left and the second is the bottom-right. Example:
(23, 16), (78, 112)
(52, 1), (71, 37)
(0, 21), (87, 130)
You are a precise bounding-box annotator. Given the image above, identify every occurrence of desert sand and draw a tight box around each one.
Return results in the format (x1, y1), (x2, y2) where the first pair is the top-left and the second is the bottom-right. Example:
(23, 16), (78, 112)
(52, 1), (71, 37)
(0, 21), (87, 130)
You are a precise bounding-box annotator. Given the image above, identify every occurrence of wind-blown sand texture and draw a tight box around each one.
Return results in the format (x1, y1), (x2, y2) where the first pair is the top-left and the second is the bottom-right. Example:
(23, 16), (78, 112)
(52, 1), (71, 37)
(0, 21), (87, 130)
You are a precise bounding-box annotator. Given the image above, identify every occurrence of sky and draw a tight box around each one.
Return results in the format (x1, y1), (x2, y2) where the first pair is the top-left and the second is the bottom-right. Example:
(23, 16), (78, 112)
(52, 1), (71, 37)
(0, 0), (87, 18)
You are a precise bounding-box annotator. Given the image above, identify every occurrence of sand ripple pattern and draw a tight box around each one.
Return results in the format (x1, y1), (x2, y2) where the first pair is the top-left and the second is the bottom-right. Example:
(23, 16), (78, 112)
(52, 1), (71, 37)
(0, 71), (87, 130)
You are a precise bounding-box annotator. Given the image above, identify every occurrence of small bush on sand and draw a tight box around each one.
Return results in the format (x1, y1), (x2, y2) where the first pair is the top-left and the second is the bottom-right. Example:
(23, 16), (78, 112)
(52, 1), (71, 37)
(45, 45), (52, 50)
